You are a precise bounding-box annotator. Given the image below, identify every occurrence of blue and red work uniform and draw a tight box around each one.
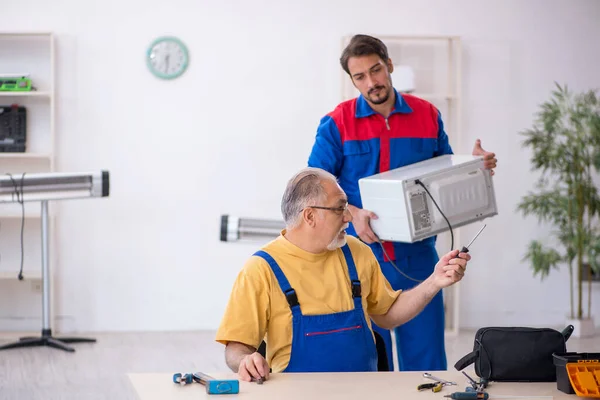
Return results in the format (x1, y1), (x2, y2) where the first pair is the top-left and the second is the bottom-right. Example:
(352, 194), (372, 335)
(307, 89), (453, 371)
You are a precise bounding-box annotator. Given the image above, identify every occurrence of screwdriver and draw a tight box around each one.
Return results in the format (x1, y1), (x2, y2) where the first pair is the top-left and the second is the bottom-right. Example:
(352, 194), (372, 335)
(444, 393), (488, 400)
(460, 224), (486, 254)
(444, 392), (552, 399)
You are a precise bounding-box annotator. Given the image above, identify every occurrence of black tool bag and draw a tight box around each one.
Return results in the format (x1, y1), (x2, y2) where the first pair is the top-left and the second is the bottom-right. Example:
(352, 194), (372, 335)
(454, 325), (574, 382)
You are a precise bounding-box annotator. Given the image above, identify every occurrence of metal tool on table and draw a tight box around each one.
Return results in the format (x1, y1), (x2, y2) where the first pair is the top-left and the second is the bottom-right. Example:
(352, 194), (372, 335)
(193, 372), (240, 394)
(444, 393), (552, 399)
(173, 372), (194, 385)
(423, 372), (457, 386)
(462, 371), (487, 393)
(172, 372), (240, 395)
(418, 372), (457, 392)
(417, 381), (444, 393)
(444, 393), (489, 400)
(444, 371), (553, 399)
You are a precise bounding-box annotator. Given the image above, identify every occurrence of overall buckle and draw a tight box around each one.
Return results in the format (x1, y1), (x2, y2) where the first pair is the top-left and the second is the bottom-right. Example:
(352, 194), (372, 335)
(285, 289), (299, 307)
(351, 280), (361, 297)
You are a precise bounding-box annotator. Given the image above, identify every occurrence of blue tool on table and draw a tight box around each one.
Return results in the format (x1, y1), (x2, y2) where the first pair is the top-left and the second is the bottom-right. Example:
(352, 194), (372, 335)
(172, 372), (240, 394)
(444, 393), (489, 399)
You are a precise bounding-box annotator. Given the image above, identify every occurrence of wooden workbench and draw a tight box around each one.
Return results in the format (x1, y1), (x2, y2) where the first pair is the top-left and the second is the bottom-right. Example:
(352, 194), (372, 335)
(128, 370), (579, 399)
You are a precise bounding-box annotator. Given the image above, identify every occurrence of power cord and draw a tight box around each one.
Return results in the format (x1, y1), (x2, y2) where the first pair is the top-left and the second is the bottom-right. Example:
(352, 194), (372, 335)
(376, 179), (454, 284)
(5, 173), (26, 280)
(415, 179), (453, 251)
(378, 240), (424, 283)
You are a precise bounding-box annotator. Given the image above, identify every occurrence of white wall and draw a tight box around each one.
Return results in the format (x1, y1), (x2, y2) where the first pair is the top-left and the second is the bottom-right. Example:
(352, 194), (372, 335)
(2, 0), (600, 333)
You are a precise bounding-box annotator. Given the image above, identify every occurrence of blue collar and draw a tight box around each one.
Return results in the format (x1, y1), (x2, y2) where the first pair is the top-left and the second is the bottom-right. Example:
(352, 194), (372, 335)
(355, 89), (413, 118)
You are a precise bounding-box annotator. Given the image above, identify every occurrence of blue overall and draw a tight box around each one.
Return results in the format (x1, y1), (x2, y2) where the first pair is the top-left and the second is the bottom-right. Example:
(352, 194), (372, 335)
(308, 90), (453, 371)
(253, 244), (378, 372)
(375, 251), (446, 372)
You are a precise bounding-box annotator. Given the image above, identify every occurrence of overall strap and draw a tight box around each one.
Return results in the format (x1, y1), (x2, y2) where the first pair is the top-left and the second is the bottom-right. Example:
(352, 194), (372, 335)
(253, 250), (301, 315)
(341, 245), (363, 309)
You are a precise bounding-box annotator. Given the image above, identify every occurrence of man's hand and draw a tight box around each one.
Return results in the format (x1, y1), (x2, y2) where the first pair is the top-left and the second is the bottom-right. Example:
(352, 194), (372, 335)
(348, 205), (379, 244)
(370, 248), (471, 329)
(472, 139), (497, 176)
(430, 249), (471, 289)
(238, 352), (270, 382)
(225, 342), (270, 382)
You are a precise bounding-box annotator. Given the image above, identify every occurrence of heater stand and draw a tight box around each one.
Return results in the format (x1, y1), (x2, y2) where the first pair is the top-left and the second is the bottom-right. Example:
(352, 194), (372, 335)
(0, 201), (96, 352)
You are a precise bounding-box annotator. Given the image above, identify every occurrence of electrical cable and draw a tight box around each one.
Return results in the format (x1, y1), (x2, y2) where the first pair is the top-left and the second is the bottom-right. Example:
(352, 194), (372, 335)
(415, 179), (454, 251)
(376, 179), (454, 284)
(378, 240), (424, 283)
(5, 173), (26, 280)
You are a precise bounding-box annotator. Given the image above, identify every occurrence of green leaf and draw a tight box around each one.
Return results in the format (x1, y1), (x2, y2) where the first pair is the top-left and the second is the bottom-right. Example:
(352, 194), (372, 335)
(516, 188), (568, 225)
(518, 84), (600, 290)
(588, 234), (600, 273)
(522, 240), (563, 280)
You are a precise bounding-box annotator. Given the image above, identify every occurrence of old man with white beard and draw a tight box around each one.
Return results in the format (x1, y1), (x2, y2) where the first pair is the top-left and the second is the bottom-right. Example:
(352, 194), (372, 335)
(215, 167), (470, 380)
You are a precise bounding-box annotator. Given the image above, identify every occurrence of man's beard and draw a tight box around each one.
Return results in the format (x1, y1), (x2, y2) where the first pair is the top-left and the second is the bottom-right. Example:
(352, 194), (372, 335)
(327, 224), (349, 250)
(367, 86), (390, 105)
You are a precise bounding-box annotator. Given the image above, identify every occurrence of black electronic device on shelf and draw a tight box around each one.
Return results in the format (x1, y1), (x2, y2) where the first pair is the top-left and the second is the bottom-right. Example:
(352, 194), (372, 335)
(0, 105), (26, 152)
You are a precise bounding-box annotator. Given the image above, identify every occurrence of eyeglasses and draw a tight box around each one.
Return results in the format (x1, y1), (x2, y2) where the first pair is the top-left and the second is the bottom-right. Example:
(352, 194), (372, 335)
(305, 205), (348, 216)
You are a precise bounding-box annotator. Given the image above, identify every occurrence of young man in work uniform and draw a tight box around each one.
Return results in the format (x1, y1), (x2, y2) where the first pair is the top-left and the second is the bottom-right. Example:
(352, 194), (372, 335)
(307, 34), (498, 371)
(216, 167), (471, 380)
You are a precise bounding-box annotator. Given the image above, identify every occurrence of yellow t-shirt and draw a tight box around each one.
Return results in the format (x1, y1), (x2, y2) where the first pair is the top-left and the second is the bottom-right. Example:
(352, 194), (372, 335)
(215, 231), (401, 373)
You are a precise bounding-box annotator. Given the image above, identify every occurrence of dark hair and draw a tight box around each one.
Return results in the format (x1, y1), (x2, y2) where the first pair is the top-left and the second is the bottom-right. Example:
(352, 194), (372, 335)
(340, 34), (389, 75)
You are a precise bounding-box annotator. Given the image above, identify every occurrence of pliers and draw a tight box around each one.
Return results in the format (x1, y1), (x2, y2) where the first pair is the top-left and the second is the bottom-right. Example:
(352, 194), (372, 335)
(417, 381), (445, 392)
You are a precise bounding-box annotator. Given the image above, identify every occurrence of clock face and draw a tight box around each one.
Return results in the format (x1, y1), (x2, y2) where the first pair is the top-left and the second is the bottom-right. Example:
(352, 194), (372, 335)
(147, 37), (189, 79)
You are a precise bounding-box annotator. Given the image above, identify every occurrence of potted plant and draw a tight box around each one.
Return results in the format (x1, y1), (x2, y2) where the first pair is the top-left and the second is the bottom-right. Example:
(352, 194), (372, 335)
(517, 83), (600, 337)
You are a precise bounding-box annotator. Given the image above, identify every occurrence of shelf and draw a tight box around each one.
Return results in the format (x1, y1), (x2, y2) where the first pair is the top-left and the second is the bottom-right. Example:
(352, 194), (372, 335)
(0, 32), (52, 37)
(0, 91), (51, 98)
(0, 203), (45, 219)
(0, 32), (54, 327)
(0, 212), (41, 219)
(376, 35), (461, 41)
(0, 153), (51, 160)
(0, 271), (41, 280)
(0, 206), (57, 219)
(409, 93), (456, 101)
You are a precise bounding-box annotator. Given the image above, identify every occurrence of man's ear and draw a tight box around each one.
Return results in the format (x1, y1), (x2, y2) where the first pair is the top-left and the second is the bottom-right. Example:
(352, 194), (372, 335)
(387, 58), (394, 74)
(303, 208), (317, 227)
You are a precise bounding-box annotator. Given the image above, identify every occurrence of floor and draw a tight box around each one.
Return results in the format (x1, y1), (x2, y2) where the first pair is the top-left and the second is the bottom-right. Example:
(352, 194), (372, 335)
(0, 329), (596, 400)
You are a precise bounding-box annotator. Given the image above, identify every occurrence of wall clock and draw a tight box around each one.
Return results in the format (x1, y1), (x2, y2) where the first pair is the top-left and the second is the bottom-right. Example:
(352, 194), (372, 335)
(146, 36), (189, 79)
